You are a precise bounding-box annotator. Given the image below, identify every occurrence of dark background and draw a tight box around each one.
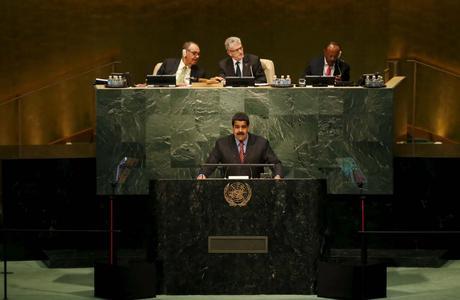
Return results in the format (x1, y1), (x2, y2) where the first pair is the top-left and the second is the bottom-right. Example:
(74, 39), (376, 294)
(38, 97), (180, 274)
(2, 157), (459, 263)
(1, 0), (459, 266)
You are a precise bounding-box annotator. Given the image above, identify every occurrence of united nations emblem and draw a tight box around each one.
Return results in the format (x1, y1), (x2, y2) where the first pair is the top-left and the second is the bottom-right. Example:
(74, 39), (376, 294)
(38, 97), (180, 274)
(223, 182), (252, 207)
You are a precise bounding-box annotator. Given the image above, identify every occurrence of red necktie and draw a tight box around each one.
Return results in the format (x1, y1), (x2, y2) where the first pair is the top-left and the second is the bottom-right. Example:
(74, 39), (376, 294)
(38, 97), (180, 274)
(325, 65), (332, 76)
(239, 142), (245, 163)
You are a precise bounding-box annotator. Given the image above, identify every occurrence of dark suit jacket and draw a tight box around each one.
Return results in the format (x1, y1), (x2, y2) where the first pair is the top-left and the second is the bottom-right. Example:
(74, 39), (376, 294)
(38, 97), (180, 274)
(157, 58), (206, 81)
(200, 133), (282, 178)
(303, 56), (350, 81)
(218, 54), (267, 83)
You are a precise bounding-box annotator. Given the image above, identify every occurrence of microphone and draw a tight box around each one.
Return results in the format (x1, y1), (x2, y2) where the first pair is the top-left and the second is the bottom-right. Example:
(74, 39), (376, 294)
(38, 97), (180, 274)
(244, 63), (254, 77)
(114, 156), (139, 185)
(334, 50), (344, 80)
(352, 167), (367, 189)
(335, 58), (342, 80)
(114, 157), (128, 184)
(337, 157), (367, 189)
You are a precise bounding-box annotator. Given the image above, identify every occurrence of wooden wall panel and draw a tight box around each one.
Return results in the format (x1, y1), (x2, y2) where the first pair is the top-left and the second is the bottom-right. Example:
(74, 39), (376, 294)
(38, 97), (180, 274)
(1, 0), (458, 146)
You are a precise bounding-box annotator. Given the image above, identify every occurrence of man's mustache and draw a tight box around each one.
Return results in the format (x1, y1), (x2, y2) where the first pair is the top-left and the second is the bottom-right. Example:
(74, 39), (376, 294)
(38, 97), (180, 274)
(237, 132), (245, 135)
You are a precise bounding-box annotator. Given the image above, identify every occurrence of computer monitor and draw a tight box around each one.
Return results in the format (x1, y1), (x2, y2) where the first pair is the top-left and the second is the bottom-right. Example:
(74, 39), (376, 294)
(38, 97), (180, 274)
(225, 76), (255, 87)
(304, 75), (335, 86)
(146, 75), (176, 86)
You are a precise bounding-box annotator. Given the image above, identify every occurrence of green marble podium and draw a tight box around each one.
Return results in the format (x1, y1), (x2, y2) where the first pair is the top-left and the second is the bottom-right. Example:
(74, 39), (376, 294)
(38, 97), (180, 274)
(151, 178), (326, 294)
(96, 81), (402, 195)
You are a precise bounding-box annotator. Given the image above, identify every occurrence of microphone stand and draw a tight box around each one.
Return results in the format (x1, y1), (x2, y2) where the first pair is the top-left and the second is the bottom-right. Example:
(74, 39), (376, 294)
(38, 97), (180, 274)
(107, 156), (129, 266)
(359, 182), (366, 264)
(335, 59), (342, 83)
(244, 63), (255, 78)
(350, 164), (368, 299)
(358, 182), (367, 300)
(109, 182), (117, 265)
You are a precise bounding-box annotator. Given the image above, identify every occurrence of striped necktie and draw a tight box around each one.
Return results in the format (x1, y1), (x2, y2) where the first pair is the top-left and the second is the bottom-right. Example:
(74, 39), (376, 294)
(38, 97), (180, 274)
(177, 66), (187, 84)
(239, 141), (244, 163)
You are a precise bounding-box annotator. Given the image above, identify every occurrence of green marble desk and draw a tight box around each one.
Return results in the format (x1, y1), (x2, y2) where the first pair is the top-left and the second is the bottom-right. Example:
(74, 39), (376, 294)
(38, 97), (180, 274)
(151, 178), (326, 294)
(97, 80), (402, 195)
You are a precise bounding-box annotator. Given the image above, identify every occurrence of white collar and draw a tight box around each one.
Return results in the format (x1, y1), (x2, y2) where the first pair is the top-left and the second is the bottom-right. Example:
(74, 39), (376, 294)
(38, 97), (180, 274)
(232, 58), (242, 65)
(179, 59), (190, 70)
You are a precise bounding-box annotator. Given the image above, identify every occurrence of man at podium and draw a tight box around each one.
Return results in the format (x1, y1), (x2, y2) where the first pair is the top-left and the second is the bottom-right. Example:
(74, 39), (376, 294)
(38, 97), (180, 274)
(197, 112), (282, 179)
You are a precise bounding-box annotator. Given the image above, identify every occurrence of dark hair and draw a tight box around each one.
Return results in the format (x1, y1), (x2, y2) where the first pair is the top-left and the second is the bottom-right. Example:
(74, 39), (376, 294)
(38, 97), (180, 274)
(231, 112), (250, 126)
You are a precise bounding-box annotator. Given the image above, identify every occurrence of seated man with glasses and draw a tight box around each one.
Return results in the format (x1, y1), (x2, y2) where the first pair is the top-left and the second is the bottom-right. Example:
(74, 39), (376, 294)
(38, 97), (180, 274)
(216, 36), (266, 83)
(156, 41), (206, 85)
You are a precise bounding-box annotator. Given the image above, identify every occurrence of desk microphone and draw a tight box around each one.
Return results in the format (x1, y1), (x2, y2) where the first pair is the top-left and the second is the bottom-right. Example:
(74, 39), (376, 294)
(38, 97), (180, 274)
(352, 167), (367, 189)
(114, 157), (128, 184)
(335, 58), (343, 79)
(245, 63), (254, 77)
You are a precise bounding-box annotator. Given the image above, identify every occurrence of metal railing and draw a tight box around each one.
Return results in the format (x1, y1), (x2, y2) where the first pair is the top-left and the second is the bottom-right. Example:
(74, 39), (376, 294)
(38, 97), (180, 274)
(1, 60), (121, 105)
(406, 59), (460, 79)
(0, 59), (120, 154)
(407, 59), (460, 143)
(389, 58), (460, 156)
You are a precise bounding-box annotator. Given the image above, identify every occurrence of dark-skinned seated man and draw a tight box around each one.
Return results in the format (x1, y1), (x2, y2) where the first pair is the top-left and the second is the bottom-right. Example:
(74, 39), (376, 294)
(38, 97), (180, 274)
(197, 112), (282, 179)
(303, 41), (350, 82)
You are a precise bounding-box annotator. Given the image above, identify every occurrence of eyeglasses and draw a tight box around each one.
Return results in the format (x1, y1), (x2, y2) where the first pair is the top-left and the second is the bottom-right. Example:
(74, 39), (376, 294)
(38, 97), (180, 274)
(186, 49), (200, 56)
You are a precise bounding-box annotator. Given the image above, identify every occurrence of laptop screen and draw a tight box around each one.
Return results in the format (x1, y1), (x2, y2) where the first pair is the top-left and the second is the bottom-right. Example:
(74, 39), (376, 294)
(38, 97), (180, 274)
(146, 75), (176, 86)
(225, 76), (255, 87)
(304, 75), (335, 86)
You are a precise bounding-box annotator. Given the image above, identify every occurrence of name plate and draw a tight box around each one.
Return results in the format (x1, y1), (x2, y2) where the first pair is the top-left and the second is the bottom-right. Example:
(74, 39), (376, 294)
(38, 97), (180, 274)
(227, 176), (249, 180)
(208, 236), (268, 253)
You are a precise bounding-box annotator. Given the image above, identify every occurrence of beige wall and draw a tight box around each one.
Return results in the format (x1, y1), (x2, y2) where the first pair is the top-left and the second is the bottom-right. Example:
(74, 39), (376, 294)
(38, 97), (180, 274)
(0, 0), (459, 146)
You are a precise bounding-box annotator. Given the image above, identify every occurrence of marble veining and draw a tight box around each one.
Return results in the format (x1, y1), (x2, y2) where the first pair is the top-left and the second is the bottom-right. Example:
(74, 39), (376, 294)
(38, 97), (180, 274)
(96, 86), (394, 195)
(152, 179), (326, 294)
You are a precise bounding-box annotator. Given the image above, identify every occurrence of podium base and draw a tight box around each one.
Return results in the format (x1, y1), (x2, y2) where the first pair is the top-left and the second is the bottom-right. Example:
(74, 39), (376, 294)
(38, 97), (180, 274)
(317, 261), (386, 299)
(94, 262), (156, 299)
